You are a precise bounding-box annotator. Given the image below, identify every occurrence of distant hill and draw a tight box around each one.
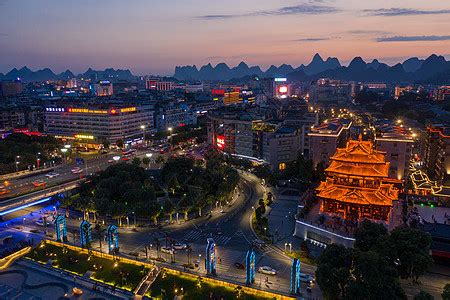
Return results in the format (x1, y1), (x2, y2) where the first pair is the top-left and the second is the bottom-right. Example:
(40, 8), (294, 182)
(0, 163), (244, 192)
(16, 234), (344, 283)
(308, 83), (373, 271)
(289, 54), (450, 84)
(0, 67), (137, 82)
(174, 53), (450, 84)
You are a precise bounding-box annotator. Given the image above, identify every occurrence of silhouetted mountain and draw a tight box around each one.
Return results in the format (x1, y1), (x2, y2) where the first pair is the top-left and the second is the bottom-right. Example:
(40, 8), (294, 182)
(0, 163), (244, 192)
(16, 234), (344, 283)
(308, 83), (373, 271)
(402, 57), (423, 73)
(0, 66), (137, 82)
(174, 54), (341, 80)
(286, 54), (450, 84)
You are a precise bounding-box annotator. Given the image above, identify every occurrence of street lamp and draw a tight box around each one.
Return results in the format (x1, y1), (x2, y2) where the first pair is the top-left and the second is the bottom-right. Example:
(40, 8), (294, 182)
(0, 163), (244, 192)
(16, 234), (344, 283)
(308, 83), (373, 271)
(140, 125), (146, 146)
(64, 144), (71, 149)
(61, 148), (68, 163)
(36, 152), (41, 169)
(15, 155), (20, 172)
(264, 227), (267, 236)
(198, 254), (202, 270)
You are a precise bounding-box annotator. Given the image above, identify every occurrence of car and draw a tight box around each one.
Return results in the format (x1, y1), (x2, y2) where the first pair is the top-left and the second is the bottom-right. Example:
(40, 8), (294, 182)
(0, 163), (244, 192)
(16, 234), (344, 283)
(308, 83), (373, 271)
(108, 159), (114, 163)
(252, 239), (266, 249)
(299, 273), (315, 284)
(173, 243), (188, 250)
(258, 266), (277, 275)
(234, 262), (245, 270)
(161, 247), (175, 254)
(45, 172), (60, 178)
(121, 157), (130, 161)
(71, 167), (82, 174)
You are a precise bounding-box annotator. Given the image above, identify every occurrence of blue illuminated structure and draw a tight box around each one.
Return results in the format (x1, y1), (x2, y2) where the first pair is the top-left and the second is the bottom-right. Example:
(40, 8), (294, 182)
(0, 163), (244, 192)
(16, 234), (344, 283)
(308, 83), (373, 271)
(290, 258), (301, 294)
(80, 220), (92, 248)
(205, 238), (216, 276)
(0, 197), (51, 217)
(55, 215), (67, 242)
(107, 224), (119, 254)
(245, 249), (256, 285)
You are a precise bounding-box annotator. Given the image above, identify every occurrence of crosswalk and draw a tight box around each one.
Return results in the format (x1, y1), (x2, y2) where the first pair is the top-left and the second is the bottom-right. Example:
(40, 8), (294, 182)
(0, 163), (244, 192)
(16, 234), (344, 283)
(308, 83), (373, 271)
(183, 229), (233, 246)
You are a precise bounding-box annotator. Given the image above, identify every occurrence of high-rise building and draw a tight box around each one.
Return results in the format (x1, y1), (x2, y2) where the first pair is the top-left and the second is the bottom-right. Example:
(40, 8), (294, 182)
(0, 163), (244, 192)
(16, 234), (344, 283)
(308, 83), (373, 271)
(424, 124), (450, 185)
(375, 132), (414, 180)
(44, 104), (154, 147)
(93, 81), (113, 96)
(0, 80), (24, 96)
(308, 119), (352, 167)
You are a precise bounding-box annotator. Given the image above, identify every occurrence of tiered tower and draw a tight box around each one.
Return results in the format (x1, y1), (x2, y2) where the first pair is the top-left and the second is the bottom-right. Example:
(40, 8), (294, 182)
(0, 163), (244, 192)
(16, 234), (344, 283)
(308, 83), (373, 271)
(316, 136), (399, 223)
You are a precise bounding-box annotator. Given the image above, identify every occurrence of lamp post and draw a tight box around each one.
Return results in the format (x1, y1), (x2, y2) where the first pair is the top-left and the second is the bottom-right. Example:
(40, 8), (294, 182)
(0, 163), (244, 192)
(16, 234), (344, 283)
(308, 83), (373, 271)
(36, 152), (41, 169)
(61, 148), (68, 163)
(145, 153), (153, 169)
(140, 125), (146, 146)
(198, 254), (202, 270)
(168, 127), (173, 144)
(264, 227), (267, 237)
(15, 155), (20, 172)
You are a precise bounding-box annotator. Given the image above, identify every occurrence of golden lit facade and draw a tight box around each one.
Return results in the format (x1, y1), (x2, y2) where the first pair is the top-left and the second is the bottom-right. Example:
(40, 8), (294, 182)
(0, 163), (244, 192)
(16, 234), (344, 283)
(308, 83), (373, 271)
(317, 137), (398, 222)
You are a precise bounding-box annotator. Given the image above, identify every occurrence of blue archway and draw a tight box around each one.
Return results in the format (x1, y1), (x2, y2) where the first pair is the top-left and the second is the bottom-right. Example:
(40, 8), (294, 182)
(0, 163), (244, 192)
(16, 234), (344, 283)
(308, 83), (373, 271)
(80, 220), (92, 248)
(107, 224), (119, 254)
(245, 249), (256, 284)
(205, 238), (216, 276)
(55, 215), (67, 242)
(290, 258), (301, 294)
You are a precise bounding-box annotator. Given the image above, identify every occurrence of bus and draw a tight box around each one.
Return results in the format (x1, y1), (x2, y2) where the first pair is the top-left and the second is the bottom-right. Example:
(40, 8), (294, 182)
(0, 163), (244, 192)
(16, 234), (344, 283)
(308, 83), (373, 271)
(122, 149), (137, 157)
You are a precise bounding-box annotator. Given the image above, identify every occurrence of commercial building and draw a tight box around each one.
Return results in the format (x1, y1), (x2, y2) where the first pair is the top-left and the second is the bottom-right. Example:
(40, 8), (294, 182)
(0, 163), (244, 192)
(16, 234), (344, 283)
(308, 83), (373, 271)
(44, 104), (154, 147)
(0, 80), (24, 96)
(424, 124), (450, 185)
(308, 119), (352, 167)
(435, 86), (450, 101)
(309, 79), (351, 104)
(93, 81), (113, 96)
(155, 103), (197, 131)
(317, 137), (399, 223)
(207, 108), (303, 170)
(375, 132), (414, 181)
(0, 110), (26, 130)
(146, 79), (175, 91)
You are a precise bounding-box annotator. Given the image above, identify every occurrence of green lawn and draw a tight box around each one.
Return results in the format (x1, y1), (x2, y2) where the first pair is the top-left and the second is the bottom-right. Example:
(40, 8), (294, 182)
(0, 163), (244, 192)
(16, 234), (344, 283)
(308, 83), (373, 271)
(26, 243), (148, 291)
(147, 272), (275, 300)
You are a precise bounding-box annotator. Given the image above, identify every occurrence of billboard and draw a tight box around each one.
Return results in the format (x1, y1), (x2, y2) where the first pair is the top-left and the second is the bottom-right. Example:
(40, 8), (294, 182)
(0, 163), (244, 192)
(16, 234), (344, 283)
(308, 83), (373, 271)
(216, 135), (225, 150)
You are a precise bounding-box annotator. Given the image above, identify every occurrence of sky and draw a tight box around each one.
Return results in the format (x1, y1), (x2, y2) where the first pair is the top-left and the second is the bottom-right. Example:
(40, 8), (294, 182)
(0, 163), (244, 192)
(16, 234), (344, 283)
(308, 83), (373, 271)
(0, 0), (450, 75)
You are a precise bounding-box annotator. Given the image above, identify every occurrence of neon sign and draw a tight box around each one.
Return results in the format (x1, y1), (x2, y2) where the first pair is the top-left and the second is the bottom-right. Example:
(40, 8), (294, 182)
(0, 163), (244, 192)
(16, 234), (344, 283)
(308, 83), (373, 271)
(216, 135), (225, 149)
(74, 134), (94, 140)
(68, 108), (108, 114)
(278, 86), (288, 93)
(120, 107), (137, 113)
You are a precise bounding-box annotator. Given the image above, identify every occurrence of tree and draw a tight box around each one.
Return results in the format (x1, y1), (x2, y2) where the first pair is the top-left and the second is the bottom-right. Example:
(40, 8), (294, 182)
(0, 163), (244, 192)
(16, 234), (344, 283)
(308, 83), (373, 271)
(116, 139), (124, 149)
(414, 291), (434, 300)
(132, 157), (141, 166)
(163, 198), (176, 223)
(386, 227), (433, 280)
(142, 157), (151, 169)
(94, 223), (104, 253)
(442, 283), (450, 300)
(316, 244), (353, 300)
(346, 250), (406, 300)
(353, 219), (388, 252)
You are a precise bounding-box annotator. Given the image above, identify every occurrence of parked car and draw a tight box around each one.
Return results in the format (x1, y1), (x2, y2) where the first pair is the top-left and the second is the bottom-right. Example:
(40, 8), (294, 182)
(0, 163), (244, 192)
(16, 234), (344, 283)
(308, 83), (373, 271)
(258, 266), (277, 275)
(252, 239), (266, 249)
(300, 273), (315, 284)
(161, 247), (175, 254)
(234, 262), (245, 270)
(45, 172), (60, 178)
(173, 243), (188, 250)
(71, 167), (82, 174)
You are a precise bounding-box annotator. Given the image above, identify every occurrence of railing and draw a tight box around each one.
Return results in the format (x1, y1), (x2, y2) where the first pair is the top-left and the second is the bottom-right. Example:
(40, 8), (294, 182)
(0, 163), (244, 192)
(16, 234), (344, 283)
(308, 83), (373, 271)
(0, 246), (31, 270)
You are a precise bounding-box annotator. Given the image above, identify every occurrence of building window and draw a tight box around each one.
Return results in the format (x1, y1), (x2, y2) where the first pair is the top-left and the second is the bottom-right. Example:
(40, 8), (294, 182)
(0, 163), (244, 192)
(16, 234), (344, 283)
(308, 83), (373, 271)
(279, 163), (286, 171)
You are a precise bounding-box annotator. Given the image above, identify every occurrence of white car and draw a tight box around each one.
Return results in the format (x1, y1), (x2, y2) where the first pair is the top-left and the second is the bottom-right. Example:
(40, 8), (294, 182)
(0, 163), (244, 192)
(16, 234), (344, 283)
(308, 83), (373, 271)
(45, 172), (60, 178)
(173, 243), (188, 250)
(300, 273), (315, 284)
(71, 167), (82, 174)
(258, 266), (277, 275)
(161, 247), (175, 254)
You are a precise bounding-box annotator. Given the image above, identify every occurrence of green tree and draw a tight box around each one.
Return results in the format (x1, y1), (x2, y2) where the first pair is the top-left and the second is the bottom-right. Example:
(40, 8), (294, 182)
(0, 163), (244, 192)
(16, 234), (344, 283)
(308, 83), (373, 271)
(442, 283), (450, 300)
(346, 250), (406, 300)
(414, 291), (434, 300)
(353, 220), (388, 252)
(132, 157), (141, 166)
(386, 227), (433, 280)
(163, 198), (176, 223)
(316, 244), (353, 299)
(142, 157), (151, 168)
(116, 139), (124, 149)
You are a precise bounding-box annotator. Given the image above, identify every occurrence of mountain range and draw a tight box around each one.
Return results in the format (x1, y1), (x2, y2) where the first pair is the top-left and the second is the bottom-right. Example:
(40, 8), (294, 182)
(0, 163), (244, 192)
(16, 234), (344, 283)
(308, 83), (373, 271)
(1, 54), (449, 84)
(175, 54), (450, 84)
(0, 67), (136, 82)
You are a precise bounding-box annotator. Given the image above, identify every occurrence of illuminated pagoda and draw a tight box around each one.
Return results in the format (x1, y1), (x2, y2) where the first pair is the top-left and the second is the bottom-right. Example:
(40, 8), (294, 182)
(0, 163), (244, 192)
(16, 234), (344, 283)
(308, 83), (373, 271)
(316, 135), (399, 223)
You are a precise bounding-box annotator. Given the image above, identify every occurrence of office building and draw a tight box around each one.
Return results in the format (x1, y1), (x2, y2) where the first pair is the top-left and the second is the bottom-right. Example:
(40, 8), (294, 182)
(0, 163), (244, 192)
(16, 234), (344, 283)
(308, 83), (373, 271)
(0, 80), (24, 96)
(308, 119), (352, 167)
(93, 81), (113, 96)
(424, 124), (450, 185)
(44, 104), (154, 147)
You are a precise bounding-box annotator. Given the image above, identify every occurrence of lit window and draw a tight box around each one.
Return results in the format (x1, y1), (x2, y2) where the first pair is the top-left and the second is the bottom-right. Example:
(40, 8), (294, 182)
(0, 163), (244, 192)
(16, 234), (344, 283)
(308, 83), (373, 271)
(279, 163), (286, 171)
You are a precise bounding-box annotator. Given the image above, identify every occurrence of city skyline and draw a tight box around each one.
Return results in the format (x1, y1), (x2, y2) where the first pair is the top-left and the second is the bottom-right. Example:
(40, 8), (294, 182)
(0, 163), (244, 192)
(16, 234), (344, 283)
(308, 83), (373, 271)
(1, 0), (450, 75)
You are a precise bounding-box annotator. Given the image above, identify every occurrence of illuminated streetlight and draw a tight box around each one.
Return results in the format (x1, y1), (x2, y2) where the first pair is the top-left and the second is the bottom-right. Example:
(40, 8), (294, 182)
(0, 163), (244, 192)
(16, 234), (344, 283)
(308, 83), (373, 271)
(140, 125), (146, 146)
(15, 155), (20, 172)
(61, 148), (68, 163)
